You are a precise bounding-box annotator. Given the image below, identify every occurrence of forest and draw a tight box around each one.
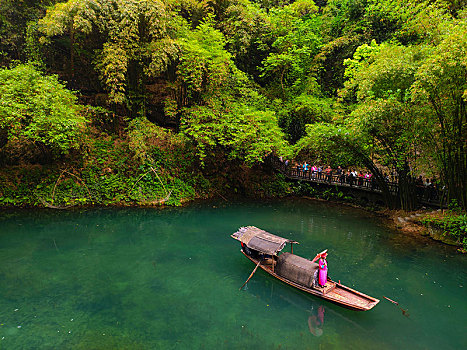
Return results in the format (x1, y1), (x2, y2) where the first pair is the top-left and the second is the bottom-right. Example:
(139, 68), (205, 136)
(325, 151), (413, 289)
(0, 0), (466, 215)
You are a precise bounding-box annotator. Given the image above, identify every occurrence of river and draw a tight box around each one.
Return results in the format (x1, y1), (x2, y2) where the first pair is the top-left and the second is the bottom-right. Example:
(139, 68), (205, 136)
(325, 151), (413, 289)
(0, 198), (465, 349)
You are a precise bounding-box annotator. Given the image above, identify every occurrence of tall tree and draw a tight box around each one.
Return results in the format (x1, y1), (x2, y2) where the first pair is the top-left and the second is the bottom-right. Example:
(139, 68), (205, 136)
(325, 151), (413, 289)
(298, 42), (429, 209)
(173, 19), (289, 165)
(258, 0), (333, 143)
(260, 0), (321, 98)
(412, 18), (467, 208)
(0, 0), (56, 64)
(38, 0), (180, 116)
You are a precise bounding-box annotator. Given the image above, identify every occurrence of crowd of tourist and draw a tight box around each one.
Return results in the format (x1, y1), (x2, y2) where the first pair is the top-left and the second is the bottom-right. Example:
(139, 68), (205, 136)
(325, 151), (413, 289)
(414, 176), (440, 201)
(291, 161), (377, 188)
(277, 157), (440, 201)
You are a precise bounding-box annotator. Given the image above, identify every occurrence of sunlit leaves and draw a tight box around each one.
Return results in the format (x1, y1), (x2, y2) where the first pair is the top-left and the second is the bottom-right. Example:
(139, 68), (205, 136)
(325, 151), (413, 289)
(38, 0), (96, 38)
(341, 42), (428, 169)
(342, 42), (425, 101)
(95, 43), (128, 104)
(176, 18), (232, 101)
(260, 6), (322, 97)
(38, 0), (178, 105)
(0, 64), (86, 154)
(294, 122), (364, 166)
(180, 95), (288, 165)
(412, 20), (467, 109)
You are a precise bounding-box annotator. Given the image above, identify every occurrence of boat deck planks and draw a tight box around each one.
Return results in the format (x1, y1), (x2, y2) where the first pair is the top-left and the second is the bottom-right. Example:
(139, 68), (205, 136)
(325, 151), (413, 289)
(314, 281), (336, 294)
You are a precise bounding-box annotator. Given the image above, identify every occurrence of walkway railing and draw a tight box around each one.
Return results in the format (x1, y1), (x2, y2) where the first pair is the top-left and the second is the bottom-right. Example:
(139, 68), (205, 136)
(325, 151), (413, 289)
(270, 157), (443, 205)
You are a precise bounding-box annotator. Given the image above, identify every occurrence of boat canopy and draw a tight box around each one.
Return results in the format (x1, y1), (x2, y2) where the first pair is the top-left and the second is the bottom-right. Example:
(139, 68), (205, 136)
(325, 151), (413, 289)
(231, 226), (298, 256)
(276, 252), (318, 287)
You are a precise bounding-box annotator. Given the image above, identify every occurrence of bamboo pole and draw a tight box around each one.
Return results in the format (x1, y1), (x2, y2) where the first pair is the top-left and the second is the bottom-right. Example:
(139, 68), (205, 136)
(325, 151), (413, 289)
(239, 260), (262, 290)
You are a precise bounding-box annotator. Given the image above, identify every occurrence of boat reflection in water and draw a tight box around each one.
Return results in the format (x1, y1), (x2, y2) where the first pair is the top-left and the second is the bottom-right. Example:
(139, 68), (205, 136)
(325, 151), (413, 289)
(277, 288), (330, 337)
(308, 305), (325, 337)
(243, 275), (368, 338)
(243, 276), (329, 336)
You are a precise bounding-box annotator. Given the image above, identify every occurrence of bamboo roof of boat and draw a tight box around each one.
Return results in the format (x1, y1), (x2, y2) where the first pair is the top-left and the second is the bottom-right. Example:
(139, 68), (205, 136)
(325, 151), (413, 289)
(231, 226), (298, 256)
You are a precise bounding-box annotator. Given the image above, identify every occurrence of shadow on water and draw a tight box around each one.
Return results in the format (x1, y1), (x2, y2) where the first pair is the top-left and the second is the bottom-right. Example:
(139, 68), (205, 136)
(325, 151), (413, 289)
(241, 270), (375, 339)
(243, 276), (369, 335)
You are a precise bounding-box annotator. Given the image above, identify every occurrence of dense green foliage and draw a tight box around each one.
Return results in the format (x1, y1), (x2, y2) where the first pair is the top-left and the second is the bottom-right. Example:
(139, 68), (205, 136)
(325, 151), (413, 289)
(0, 122), (199, 207)
(0, 0), (466, 211)
(0, 0), (57, 64)
(0, 64), (85, 158)
(420, 209), (467, 250)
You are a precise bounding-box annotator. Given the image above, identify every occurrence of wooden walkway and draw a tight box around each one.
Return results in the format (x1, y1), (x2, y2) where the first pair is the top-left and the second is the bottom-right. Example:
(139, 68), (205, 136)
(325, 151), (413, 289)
(270, 157), (443, 207)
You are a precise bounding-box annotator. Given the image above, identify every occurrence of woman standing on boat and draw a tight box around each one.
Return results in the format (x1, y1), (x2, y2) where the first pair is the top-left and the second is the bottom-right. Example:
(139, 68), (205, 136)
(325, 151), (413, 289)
(318, 254), (328, 287)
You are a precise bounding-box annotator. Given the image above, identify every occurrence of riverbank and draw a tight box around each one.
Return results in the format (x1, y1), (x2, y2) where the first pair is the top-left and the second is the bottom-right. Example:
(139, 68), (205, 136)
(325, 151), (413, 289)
(379, 208), (466, 253)
(296, 186), (466, 253)
(281, 177), (466, 253)
(2, 162), (465, 253)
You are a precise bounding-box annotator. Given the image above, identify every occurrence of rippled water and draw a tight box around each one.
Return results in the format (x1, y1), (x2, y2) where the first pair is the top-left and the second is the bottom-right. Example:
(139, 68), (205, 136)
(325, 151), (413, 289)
(0, 199), (465, 349)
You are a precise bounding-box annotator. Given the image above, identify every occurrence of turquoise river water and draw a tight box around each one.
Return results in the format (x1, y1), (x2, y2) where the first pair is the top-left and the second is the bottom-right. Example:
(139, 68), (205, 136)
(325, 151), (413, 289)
(0, 198), (465, 349)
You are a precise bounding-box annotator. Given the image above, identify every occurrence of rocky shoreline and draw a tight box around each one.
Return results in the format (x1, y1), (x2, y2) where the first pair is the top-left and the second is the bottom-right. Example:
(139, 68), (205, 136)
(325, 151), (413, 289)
(387, 209), (465, 252)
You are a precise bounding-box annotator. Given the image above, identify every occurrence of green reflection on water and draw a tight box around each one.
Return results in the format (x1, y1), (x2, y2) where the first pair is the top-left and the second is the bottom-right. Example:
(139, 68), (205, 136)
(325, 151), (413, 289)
(0, 199), (465, 349)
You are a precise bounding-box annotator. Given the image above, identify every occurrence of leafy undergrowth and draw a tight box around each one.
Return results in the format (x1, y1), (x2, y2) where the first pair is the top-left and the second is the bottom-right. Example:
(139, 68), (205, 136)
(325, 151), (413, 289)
(419, 210), (467, 251)
(0, 124), (288, 208)
(0, 128), (200, 208)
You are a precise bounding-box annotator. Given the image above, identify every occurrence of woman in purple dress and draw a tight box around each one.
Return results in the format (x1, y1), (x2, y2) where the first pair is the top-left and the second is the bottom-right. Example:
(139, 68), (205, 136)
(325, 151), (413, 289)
(318, 255), (328, 287)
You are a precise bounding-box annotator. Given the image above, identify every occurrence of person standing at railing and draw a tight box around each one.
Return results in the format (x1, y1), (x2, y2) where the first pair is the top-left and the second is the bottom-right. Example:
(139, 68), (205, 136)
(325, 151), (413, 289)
(339, 169), (346, 184)
(364, 172), (371, 188)
(358, 171), (364, 186)
(303, 162), (309, 177)
(424, 178), (432, 201)
(336, 166), (342, 177)
(311, 165), (317, 179)
(325, 166), (332, 183)
(317, 166), (323, 180)
(354, 170), (358, 185)
(347, 169), (354, 186)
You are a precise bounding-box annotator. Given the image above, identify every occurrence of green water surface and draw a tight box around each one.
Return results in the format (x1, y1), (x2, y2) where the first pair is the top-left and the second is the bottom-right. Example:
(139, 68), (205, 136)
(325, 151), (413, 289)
(0, 198), (465, 349)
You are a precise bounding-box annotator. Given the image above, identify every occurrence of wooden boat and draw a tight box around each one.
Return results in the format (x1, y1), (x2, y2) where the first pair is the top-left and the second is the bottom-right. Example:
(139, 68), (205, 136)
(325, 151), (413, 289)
(232, 226), (379, 311)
